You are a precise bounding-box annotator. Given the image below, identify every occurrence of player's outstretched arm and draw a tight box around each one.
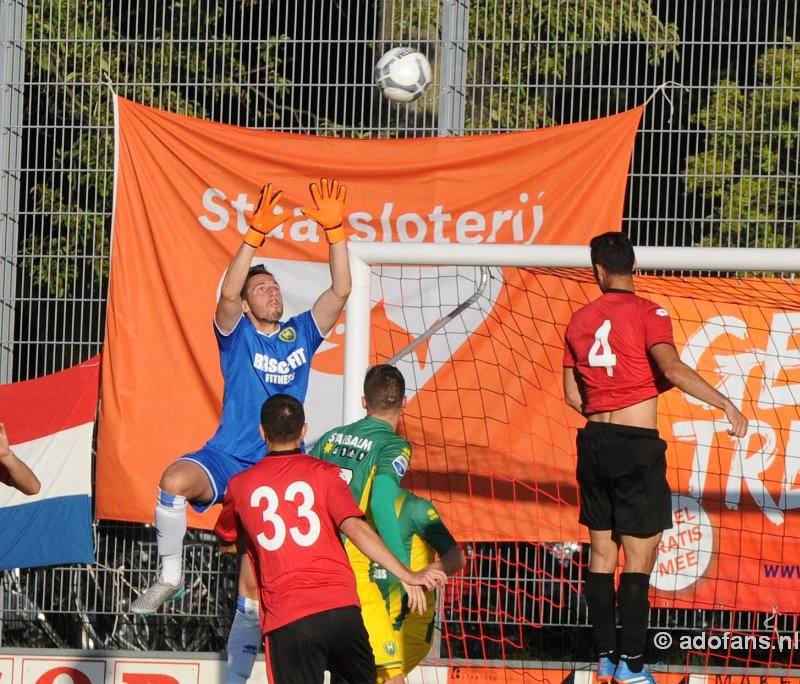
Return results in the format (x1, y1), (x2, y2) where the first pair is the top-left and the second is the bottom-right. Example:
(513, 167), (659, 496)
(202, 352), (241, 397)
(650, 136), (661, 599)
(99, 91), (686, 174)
(301, 178), (352, 335)
(215, 183), (292, 333)
(370, 474), (409, 564)
(649, 342), (749, 437)
(0, 422), (40, 495)
(340, 516), (447, 594)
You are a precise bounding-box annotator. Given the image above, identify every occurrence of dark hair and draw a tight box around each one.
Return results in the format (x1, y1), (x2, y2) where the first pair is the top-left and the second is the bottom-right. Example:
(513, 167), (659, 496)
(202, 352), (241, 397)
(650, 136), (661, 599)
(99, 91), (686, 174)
(363, 364), (405, 412)
(589, 231), (635, 275)
(241, 264), (275, 299)
(260, 394), (305, 444)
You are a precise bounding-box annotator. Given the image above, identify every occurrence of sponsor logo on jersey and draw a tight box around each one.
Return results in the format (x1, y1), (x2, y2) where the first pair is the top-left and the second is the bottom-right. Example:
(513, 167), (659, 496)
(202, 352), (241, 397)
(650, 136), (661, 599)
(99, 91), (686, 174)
(655, 308), (670, 317)
(278, 326), (297, 342)
(325, 432), (374, 454)
(253, 348), (307, 385)
(392, 454), (409, 477)
(427, 507), (439, 521)
(383, 641), (397, 656)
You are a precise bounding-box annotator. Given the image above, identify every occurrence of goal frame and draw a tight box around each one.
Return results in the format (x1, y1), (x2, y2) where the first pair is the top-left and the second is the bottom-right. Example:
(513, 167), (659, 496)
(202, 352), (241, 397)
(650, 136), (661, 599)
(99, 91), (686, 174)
(343, 242), (800, 421)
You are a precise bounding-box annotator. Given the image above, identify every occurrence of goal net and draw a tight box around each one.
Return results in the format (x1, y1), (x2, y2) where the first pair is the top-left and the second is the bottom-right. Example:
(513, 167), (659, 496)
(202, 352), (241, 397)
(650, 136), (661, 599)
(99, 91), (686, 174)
(343, 242), (800, 680)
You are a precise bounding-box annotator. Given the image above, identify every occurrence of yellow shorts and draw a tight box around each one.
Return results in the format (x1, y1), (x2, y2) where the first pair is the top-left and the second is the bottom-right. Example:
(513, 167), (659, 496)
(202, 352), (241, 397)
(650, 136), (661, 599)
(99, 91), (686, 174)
(393, 595), (435, 674)
(379, 575), (436, 674)
(398, 613), (435, 674)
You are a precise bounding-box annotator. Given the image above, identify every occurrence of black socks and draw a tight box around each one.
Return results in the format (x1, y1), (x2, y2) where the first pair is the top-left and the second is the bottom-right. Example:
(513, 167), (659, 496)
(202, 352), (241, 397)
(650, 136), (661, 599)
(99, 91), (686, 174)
(617, 572), (651, 673)
(585, 571), (617, 659)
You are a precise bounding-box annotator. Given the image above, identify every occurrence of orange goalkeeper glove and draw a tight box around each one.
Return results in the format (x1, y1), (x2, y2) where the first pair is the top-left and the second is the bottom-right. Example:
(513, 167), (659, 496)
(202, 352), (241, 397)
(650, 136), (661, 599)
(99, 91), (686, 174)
(301, 177), (347, 244)
(244, 183), (292, 248)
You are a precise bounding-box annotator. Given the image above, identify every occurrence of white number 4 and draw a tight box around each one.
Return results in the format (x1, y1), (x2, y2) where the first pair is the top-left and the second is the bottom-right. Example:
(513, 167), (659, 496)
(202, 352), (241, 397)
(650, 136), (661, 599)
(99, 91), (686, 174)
(588, 319), (616, 377)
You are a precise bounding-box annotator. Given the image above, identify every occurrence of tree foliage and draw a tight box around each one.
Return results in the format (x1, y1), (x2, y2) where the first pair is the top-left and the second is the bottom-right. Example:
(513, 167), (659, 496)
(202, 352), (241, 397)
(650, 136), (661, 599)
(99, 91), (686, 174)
(23, 0), (291, 296)
(686, 45), (800, 248)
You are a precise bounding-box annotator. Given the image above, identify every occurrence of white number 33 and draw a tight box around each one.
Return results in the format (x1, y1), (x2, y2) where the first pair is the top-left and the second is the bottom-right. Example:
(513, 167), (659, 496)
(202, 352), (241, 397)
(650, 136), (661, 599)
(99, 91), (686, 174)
(588, 319), (617, 377)
(250, 481), (321, 551)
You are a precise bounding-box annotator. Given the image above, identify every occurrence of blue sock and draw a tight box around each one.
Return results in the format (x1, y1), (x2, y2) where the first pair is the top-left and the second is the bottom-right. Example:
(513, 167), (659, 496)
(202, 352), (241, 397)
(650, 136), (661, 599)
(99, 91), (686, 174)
(225, 596), (261, 684)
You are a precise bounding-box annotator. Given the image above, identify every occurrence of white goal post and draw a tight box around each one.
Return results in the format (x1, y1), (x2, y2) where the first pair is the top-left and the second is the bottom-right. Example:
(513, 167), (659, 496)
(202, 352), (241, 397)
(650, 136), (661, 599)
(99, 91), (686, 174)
(342, 242), (800, 422)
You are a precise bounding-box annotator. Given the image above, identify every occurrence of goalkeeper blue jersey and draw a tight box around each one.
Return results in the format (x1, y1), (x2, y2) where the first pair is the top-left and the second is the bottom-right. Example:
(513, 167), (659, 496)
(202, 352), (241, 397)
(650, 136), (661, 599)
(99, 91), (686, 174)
(206, 310), (322, 464)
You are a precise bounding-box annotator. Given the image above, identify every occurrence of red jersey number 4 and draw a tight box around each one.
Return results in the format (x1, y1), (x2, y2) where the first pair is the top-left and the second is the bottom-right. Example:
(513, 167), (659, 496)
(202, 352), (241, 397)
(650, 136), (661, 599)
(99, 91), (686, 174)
(588, 319), (617, 377)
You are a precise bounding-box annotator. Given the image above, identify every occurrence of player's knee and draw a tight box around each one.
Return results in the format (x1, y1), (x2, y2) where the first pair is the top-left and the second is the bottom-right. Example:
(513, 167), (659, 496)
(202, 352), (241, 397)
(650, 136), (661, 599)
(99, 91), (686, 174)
(158, 469), (187, 495)
(159, 462), (201, 497)
(589, 547), (618, 573)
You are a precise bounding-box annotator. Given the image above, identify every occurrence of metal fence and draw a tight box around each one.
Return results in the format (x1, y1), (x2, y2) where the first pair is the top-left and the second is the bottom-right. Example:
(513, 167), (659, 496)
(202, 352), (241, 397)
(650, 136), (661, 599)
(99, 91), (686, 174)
(1, 0), (799, 660)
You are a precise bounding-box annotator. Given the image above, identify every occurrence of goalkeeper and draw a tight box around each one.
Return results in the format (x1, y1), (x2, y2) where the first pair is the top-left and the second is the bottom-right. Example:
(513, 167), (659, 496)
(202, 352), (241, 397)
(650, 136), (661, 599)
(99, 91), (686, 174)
(131, 178), (351, 684)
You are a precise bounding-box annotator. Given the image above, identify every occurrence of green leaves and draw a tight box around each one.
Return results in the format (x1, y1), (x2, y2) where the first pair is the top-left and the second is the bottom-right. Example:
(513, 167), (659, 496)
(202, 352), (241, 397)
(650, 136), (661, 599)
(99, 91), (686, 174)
(22, 0), (289, 296)
(686, 45), (800, 248)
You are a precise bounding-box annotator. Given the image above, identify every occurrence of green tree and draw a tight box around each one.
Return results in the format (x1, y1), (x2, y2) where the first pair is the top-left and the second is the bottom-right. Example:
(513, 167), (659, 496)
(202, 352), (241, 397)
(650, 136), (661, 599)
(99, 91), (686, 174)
(23, 0), (682, 297)
(23, 0), (292, 297)
(686, 45), (800, 248)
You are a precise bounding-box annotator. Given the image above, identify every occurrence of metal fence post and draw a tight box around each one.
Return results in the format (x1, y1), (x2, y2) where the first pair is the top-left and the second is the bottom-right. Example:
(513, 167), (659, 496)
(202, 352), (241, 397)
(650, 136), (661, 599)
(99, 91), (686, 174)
(437, 0), (469, 137)
(0, 0), (26, 383)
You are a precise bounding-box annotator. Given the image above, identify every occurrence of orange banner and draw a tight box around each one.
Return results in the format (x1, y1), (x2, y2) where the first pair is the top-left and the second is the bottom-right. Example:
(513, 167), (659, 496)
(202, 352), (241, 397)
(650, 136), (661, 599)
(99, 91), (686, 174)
(97, 97), (642, 528)
(97, 96), (800, 611)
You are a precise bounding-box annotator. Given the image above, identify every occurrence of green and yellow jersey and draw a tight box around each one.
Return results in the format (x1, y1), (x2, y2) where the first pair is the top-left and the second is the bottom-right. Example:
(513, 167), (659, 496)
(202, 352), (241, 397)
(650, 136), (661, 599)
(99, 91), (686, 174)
(310, 415), (411, 515)
(372, 489), (459, 674)
(310, 415), (413, 678)
(373, 489), (457, 618)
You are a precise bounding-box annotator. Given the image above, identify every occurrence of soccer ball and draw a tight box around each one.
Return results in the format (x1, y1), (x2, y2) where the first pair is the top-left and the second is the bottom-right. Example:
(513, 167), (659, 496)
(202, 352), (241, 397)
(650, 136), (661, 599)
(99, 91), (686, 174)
(374, 47), (432, 104)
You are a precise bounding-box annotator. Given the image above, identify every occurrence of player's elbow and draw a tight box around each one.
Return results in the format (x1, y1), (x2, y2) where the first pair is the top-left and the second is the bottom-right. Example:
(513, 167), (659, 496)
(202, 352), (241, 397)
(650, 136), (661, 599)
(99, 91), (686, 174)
(332, 280), (352, 303)
(444, 546), (467, 575)
(217, 538), (239, 554)
(564, 394), (583, 414)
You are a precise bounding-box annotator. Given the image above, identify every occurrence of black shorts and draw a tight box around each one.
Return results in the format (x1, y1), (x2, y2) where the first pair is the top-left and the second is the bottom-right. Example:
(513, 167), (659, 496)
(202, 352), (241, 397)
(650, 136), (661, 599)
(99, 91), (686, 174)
(576, 421), (672, 536)
(266, 605), (376, 684)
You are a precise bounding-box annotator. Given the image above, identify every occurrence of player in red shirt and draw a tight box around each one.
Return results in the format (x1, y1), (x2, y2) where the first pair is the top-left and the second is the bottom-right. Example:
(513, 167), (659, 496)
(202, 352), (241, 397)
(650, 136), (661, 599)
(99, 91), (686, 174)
(563, 232), (748, 684)
(215, 393), (447, 684)
(0, 422), (40, 495)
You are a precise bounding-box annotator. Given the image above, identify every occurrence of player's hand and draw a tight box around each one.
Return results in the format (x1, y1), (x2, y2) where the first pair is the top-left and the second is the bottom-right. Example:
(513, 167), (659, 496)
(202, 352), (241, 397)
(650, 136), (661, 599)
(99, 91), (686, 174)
(725, 402), (749, 438)
(401, 581), (428, 615)
(0, 423), (11, 461)
(406, 567), (448, 592)
(245, 183), (292, 248)
(300, 177), (347, 244)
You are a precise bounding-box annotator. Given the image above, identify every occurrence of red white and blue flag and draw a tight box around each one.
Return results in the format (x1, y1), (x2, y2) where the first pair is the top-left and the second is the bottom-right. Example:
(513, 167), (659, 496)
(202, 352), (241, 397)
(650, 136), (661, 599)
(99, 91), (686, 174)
(0, 356), (99, 570)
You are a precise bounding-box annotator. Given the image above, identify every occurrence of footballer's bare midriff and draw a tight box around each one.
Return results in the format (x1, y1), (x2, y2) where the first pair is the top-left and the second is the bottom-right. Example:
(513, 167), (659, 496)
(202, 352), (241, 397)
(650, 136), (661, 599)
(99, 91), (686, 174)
(586, 395), (659, 430)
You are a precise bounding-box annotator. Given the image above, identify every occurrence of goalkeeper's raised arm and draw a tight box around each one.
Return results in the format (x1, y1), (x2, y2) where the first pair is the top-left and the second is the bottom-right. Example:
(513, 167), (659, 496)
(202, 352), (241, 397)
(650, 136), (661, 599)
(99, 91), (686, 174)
(302, 177), (352, 335)
(216, 177), (351, 336)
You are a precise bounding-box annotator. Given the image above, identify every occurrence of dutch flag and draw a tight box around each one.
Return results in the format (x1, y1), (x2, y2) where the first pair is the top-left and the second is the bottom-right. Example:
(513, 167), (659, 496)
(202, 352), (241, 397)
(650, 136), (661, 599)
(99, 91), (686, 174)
(0, 357), (99, 570)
